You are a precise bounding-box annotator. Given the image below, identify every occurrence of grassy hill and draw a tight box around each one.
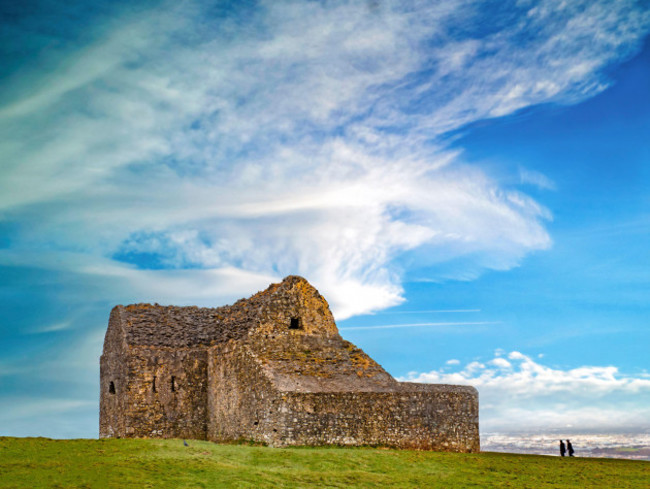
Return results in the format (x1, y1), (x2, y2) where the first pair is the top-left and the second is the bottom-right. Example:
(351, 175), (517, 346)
(1, 437), (648, 488)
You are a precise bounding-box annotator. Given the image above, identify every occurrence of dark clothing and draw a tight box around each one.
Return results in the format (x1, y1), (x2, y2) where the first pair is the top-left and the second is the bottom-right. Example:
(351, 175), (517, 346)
(560, 440), (566, 457)
(567, 441), (574, 457)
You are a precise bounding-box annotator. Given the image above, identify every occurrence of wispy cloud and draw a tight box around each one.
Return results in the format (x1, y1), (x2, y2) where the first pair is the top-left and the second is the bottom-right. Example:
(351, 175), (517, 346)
(0, 397), (96, 422)
(403, 351), (650, 433)
(376, 309), (481, 314)
(0, 249), (279, 308)
(0, 396), (97, 438)
(1, 0), (648, 321)
(519, 167), (557, 190)
(340, 321), (499, 331)
(29, 321), (73, 334)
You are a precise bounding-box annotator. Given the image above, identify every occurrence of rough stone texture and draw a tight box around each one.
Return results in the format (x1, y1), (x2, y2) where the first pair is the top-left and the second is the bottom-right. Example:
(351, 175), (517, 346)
(276, 388), (478, 451)
(100, 276), (479, 452)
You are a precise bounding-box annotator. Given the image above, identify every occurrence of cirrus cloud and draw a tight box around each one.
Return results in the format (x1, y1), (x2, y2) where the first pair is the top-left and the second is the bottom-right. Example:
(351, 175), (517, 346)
(1, 0), (649, 318)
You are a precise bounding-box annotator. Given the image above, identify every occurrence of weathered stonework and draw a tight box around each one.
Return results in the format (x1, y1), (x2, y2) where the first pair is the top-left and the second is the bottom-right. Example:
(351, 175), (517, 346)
(100, 276), (479, 452)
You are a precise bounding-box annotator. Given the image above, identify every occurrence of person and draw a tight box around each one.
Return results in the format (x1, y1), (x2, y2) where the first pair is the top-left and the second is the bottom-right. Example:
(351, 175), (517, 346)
(559, 440), (566, 457)
(567, 439), (574, 457)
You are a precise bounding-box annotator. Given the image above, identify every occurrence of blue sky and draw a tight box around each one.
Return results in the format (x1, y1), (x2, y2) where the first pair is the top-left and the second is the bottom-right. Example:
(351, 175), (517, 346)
(1, 0), (649, 438)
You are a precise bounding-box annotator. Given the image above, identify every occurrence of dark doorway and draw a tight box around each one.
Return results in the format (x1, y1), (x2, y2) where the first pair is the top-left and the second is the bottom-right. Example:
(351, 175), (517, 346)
(109, 381), (116, 394)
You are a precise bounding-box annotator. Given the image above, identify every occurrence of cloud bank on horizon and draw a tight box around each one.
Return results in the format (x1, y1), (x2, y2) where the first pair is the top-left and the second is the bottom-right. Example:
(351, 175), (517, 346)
(403, 350), (650, 433)
(2, 0), (648, 318)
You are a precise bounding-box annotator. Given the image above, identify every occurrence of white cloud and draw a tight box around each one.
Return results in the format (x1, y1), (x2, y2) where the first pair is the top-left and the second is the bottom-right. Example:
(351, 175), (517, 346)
(402, 351), (650, 433)
(0, 396), (98, 438)
(0, 249), (279, 308)
(490, 358), (512, 369)
(508, 351), (527, 360)
(340, 321), (498, 331)
(0, 0), (648, 319)
(0, 398), (96, 422)
(519, 167), (557, 190)
(29, 321), (73, 334)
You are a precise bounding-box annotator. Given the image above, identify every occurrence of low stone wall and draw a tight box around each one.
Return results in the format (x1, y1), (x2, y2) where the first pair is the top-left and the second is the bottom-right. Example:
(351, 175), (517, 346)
(269, 389), (479, 451)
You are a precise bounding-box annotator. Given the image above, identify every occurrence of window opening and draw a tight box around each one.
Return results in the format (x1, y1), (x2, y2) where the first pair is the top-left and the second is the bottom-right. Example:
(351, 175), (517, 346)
(109, 381), (116, 394)
(152, 376), (157, 393)
(171, 376), (176, 392)
(289, 317), (302, 330)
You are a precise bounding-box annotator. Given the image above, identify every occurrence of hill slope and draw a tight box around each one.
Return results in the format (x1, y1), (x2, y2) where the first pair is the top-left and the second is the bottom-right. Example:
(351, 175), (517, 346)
(1, 437), (648, 488)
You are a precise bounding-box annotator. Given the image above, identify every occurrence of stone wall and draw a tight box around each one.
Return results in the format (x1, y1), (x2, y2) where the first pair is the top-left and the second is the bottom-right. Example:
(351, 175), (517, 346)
(119, 347), (208, 439)
(251, 276), (339, 338)
(274, 388), (478, 451)
(101, 304), (209, 440)
(100, 308), (128, 438)
(207, 341), (280, 444)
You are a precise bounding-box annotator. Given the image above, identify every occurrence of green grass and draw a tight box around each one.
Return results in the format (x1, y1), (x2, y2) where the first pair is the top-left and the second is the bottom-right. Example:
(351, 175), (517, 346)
(1, 437), (648, 488)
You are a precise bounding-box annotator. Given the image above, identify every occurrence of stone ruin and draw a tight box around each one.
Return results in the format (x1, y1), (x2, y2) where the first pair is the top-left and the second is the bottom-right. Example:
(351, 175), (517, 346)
(100, 276), (479, 451)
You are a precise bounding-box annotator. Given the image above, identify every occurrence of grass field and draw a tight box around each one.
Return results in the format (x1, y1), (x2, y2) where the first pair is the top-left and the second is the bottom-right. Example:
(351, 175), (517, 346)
(1, 437), (648, 488)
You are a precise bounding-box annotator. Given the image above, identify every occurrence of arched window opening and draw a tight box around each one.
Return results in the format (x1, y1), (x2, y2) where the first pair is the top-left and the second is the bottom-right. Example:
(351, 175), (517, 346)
(109, 381), (116, 394)
(171, 376), (176, 392)
(289, 317), (302, 330)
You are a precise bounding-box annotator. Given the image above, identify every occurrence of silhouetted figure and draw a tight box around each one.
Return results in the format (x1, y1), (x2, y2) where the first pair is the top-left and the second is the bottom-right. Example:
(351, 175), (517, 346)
(183, 440), (189, 447)
(559, 440), (566, 457)
(567, 440), (574, 457)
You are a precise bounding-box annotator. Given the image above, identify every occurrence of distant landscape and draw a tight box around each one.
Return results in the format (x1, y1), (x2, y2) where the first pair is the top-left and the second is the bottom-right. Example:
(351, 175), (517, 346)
(482, 433), (650, 461)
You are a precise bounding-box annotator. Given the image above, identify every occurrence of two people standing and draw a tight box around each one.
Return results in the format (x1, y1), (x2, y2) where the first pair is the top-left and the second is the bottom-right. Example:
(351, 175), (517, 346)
(559, 439), (574, 457)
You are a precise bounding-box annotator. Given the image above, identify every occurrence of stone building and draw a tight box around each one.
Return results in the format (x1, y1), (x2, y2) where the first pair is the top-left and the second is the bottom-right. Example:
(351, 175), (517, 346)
(100, 276), (479, 451)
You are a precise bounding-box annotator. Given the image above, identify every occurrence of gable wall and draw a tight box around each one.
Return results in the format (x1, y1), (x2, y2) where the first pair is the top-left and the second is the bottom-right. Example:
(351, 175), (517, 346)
(250, 277), (339, 338)
(122, 347), (209, 439)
